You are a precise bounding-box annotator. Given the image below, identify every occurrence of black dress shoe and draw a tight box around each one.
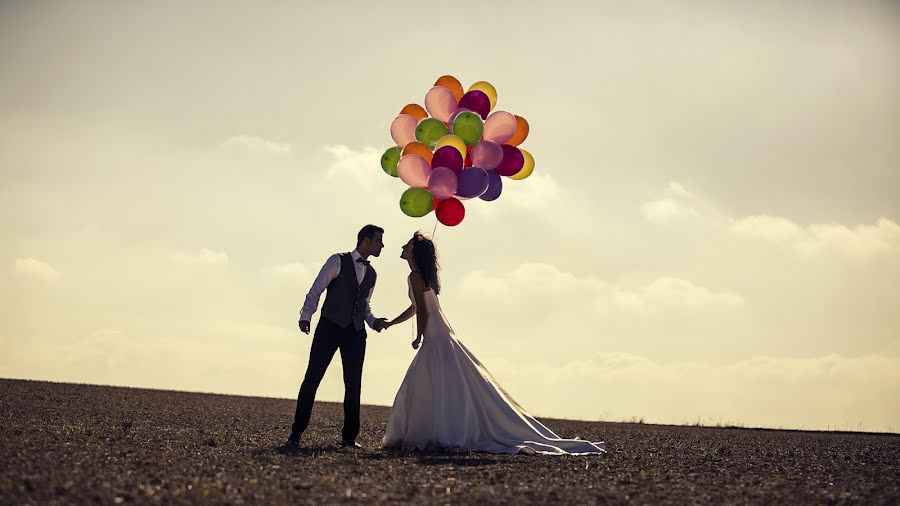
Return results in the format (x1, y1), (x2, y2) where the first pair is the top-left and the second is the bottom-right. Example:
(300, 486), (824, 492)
(285, 433), (301, 447)
(340, 439), (363, 449)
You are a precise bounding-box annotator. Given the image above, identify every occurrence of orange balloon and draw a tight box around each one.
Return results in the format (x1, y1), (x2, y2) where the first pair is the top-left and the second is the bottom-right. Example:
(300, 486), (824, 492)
(400, 103), (428, 121)
(506, 115), (530, 146)
(434, 75), (464, 103)
(402, 141), (433, 164)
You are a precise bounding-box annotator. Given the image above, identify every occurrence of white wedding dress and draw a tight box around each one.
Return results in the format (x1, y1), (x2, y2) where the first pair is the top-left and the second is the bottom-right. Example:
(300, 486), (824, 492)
(382, 277), (605, 455)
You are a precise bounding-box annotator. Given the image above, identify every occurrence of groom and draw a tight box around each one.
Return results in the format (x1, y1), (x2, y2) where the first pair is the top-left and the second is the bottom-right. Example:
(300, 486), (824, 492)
(287, 225), (388, 449)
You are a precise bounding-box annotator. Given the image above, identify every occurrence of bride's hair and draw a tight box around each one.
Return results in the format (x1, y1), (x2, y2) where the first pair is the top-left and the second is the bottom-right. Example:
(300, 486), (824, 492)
(411, 231), (441, 295)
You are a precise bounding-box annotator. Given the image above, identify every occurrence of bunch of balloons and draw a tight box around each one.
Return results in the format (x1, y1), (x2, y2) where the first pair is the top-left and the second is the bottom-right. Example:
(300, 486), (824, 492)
(380, 75), (534, 227)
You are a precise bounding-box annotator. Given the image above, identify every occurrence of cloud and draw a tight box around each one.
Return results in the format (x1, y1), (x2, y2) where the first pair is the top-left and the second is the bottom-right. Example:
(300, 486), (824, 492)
(171, 248), (229, 265)
(501, 172), (562, 209)
(324, 144), (383, 184)
(484, 351), (900, 431)
(645, 182), (900, 259)
(623, 277), (745, 308)
(260, 261), (317, 281)
(12, 258), (60, 279)
(220, 135), (292, 155)
(461, 262), (743, 311)
(641, 181), (701, 223)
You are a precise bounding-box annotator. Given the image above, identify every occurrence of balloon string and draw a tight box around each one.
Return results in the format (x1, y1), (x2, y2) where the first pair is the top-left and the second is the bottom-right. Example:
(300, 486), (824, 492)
(432, 217), (438, 239)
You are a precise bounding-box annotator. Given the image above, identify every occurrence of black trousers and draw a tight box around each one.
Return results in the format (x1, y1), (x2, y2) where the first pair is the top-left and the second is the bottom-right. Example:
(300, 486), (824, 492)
(291, 318), (367, 441)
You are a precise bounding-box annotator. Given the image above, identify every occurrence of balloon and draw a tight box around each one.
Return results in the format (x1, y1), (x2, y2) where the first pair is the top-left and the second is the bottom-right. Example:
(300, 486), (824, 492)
(424, 86), (458, 123)
(415, 118), (449, 149)
(506, 115), (530, 146)
(381, 146), (402, 177)
(436, 198), (465, 226)
(495, 144), (524, 177)
(464, 151), (473, 168)
(402, 141), (433, 164)
(470, 140), (503, 170)
(434, 75), (464, 102)
(434, 134), (466, 160)
(458, 90), (491, 120)
(431, 145), (464, 174)
(508, 148), (534, 180)
(482, 111), (517, 144)
(400, 187), (434, 218)
(390, 114), (418, 147)
(427, 167), (458, 199)
(400, 103), (428, 120)
(451, 111), (484, 146)
(456, 167), (490, 198)
(468, 81), (497, 110)
(397, 154), (431, 187)
(480, 170), (503, 201)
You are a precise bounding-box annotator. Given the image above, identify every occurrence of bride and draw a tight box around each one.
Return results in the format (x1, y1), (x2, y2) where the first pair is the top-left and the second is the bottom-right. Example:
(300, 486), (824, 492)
(381, 232), (605, 455)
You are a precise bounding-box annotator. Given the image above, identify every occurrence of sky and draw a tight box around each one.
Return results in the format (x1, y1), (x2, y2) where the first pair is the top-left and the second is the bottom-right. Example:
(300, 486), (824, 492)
(1, 0), (898, 432)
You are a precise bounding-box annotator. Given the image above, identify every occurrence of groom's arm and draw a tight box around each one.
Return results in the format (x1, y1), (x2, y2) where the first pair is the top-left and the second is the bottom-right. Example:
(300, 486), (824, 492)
(364, 284), (378, 330)
(298, 254), (341, 326)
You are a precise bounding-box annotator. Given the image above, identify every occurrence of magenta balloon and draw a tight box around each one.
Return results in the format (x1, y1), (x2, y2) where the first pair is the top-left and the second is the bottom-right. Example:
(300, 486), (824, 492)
(456, 167), (490, 198)
(427, 166), (458, 200)
(431, 145), (464, 174)
(424, 86), (458, 123)
(397, 154), (432, 187)
(482, 111), (517, 144)
(471, 140), (503, 170)
(480, 170), (503, 201)
(390, 114), (418, 147)
(495, 144), (525, 177)
(457, 90), (490, 120)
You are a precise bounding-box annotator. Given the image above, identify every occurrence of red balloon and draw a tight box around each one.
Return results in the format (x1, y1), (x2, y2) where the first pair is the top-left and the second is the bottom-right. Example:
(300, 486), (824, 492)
(432, 196), (440, 210)
(436, 198), (465, 226)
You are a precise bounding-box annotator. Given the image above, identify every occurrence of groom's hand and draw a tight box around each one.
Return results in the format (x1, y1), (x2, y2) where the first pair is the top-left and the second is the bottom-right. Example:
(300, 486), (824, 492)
(298, 320), (310, 334)
(372, 318), (388, 332)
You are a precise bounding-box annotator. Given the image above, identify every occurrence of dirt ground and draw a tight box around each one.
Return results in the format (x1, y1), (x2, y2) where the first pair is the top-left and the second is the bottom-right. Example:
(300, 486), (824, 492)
(1, 379), (897, 504)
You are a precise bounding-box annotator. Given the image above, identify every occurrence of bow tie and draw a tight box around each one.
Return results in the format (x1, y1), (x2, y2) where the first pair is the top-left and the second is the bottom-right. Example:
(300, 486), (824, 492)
(355, 257), (370, 266)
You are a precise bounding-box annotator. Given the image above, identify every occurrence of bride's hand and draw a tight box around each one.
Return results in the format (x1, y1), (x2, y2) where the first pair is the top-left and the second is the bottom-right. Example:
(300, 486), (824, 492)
(411, 336), (422, 350)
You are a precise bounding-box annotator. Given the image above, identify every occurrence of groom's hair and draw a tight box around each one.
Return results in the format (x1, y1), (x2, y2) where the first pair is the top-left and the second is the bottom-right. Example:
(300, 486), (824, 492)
(357, 224), (384, 246)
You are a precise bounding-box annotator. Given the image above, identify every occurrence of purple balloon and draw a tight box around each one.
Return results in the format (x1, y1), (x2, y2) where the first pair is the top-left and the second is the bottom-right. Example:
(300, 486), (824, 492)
(495, 144), (524, 177)
(431, 145), (464, 174)
(428, 166), (458, 200)
(471, 140), (503, 170)
(458, 90), (491, 120)
(456, 167), (490, 198)
(480, 170), (503, 201)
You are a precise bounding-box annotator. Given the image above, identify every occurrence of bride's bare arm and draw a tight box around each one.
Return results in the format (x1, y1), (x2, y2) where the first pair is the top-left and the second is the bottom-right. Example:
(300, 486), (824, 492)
(388, 305), (415, 327)
(409, 271), (429, 341)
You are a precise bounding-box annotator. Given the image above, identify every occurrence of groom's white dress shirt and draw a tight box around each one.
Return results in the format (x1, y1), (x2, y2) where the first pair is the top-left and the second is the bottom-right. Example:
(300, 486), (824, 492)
(299, 249), (376, 329)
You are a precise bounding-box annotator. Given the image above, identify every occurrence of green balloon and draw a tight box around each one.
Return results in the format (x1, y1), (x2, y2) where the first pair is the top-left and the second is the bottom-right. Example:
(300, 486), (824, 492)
(415, 118), (449, 149)
(381, 146), (402, 177)
(452, 111), (484, 146)
(399, 187), (434, 218)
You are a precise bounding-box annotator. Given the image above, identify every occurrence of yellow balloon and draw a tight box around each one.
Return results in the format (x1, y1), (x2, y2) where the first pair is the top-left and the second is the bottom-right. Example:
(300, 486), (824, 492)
(434, 134), (467, 160)
(508, 148), (534, 180)
(468, 81), (497, 110)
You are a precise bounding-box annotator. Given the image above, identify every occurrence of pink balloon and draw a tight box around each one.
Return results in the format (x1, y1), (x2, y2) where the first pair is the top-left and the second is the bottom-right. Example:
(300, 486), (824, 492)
(427, 167), (458, 199)
(424, 86), (458, 123)
(482, 111), (517, 144)
(398, 154), (432, 188)
(471, 140), (503, 170)
(390, 114), (418, 147)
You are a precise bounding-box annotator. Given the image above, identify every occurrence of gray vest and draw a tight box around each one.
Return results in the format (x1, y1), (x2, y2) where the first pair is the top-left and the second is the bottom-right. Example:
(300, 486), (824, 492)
(320, 253), (376, 331)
